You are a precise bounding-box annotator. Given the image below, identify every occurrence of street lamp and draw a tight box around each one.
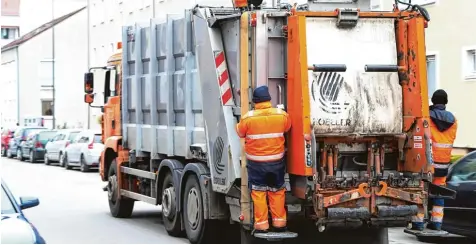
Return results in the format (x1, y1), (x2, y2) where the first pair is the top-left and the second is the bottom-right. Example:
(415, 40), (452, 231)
(51, 0), (56, 129)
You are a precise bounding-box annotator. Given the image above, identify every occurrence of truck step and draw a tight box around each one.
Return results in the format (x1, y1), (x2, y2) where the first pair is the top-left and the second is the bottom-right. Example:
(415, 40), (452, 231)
(254, 231), (298, 241)
(404, 228), (451, 237)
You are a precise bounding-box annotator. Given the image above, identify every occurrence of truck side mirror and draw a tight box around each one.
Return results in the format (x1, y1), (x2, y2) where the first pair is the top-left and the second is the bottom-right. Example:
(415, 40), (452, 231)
(84, 72), (94, 94)
(84, 94), (95, 104)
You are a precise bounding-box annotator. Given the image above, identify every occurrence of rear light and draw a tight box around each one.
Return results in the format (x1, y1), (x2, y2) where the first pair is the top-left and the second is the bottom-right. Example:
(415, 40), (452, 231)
(35, 141), (42, 148)
(65, 141), (70, 147)
(88, 142), (94, 149)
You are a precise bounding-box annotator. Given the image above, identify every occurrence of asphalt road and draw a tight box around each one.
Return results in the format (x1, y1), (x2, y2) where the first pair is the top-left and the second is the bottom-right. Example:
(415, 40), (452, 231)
(1, 157), (428, 244)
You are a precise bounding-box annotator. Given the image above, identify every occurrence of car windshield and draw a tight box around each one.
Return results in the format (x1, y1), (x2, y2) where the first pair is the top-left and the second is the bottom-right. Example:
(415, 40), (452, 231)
(24, 128), (44, 137)
(39, 131), (57, 141)
(1, 186), (17, 215)
(68, 132), (80, 141)
(93, 134), (102, 143)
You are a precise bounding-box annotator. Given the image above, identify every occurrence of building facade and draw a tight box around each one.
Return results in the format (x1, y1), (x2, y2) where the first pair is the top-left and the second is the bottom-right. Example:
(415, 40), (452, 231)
(1, 7), (89, 129)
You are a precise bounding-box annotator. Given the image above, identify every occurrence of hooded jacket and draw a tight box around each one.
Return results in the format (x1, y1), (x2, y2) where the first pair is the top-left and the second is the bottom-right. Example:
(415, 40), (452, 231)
(429, 104), (458, 164)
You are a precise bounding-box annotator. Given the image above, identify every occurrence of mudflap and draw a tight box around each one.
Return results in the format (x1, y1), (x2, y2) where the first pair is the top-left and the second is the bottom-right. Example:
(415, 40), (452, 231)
(254, 231), (298, 241)
(404, 228), (450, 238)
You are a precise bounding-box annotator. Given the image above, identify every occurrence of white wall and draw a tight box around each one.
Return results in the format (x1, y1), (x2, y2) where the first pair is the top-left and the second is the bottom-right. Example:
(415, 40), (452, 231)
(14, 8), (88, 129)
(0, 48), (19, 128)
(19, 0), (87, 35)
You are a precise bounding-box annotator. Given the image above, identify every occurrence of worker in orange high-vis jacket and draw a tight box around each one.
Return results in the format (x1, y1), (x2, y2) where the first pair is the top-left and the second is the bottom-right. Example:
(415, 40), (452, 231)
(412, 89), (457, 231)
(236, 85), (292, 234)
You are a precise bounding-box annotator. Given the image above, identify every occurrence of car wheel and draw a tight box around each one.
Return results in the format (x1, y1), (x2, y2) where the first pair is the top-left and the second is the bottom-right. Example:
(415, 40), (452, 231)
(44, 152), (50, 165)
(59, 152), (64, 167)
(29, 151), (36, 163)
(1, 146), (6, 157)
(7, 148), (12, 158)
(108, 160), (134, 218)
(17, 149), (24, 161)
(64, 153), (72, 170)
(80, 155), (90, 172)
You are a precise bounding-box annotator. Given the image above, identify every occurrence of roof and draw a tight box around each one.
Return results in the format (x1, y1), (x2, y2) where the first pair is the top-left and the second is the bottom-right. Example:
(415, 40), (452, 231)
(1, 6), (86, 52)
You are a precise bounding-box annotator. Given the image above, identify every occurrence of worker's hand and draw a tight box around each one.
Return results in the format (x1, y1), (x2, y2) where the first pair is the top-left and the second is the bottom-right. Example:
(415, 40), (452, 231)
(277, 104), (285, 110)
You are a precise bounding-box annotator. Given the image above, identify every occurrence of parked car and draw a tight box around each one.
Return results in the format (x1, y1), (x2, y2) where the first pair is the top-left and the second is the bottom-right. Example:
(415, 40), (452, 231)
(64, 130), (103, 172)
(1, 128), (15, 157)
(442, 150), (476, 240)
(18, 130), (57, 163)
(1, 179), (46, 244)
(44, 129), (81, 166)
(6, 127), (46, 159)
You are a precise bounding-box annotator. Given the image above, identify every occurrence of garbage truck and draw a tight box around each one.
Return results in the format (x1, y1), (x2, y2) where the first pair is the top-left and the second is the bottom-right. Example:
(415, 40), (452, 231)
(83, 0), (455, 243)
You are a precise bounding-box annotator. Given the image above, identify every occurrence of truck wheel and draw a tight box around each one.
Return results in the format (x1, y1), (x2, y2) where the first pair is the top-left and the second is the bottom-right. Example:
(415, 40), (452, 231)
(108, 160), (134, 218)
(183, 175), (214, 244)
(161, 173), (182, 236)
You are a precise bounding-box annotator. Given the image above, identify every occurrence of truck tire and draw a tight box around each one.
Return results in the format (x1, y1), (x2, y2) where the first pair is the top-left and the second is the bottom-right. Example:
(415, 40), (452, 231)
(108, 160), (134, 218)
(183, 175), (214, 244)
(161, 173), (182, 236)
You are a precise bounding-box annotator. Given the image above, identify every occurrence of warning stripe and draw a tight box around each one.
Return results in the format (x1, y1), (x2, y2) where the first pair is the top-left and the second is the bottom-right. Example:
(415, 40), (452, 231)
(214, 51), (233, 106)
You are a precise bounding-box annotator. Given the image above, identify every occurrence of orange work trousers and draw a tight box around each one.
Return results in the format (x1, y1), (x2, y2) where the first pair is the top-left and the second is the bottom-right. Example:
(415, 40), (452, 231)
(247, 159), (287, 231)
(251, 189), (286, 230)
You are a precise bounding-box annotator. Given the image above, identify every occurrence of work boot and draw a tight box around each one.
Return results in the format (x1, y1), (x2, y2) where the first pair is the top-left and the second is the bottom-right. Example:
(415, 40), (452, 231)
(411, 222), (424, 231)
(273, 226), (288, 232)
(427, 222), (442, 231)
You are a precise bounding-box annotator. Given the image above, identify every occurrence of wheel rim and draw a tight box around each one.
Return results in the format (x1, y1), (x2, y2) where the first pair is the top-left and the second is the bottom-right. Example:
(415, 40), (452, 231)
(30, 152), (33, 161)
(17, 150), (21, 159)
(108, 175), (118, 203)
(44, 153), (48, 163)
(162, 187), (176, 219)
(59, 154), (64, 165)
(186, 187), (200, 230)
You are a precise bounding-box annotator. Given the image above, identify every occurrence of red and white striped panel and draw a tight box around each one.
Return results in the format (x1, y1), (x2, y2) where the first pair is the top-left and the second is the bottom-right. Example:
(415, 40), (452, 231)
(214, 51), (234, 106)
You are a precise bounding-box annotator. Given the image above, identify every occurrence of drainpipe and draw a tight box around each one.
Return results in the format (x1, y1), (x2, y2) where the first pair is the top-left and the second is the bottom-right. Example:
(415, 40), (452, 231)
(51, 0), (56, 129)
(16, 47), (20, 124)
(87, 0), (91, 129)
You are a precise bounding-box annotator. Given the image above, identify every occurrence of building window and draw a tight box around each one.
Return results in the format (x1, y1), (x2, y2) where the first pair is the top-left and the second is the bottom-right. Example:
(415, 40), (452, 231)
(1, 28), (9, 39)
(426, 53), (438, 99)
(41, 100), (53, 116)
(38, 60), (55, 87)
(463, 47), (476, 80)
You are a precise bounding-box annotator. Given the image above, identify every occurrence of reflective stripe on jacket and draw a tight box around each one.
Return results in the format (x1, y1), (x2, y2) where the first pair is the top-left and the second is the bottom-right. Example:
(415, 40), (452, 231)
(430, 119), (457, 164)
(236, 101), (291, 162)
(429, 105), (457, 170)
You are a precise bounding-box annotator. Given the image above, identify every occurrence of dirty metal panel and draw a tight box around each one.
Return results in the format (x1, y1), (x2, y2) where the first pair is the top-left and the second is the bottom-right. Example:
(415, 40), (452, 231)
(306, 17), (402, 136)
